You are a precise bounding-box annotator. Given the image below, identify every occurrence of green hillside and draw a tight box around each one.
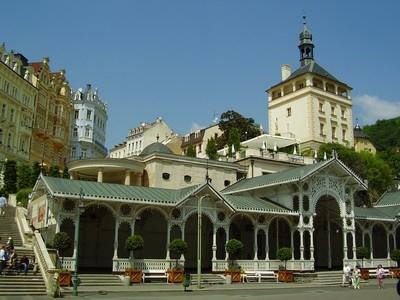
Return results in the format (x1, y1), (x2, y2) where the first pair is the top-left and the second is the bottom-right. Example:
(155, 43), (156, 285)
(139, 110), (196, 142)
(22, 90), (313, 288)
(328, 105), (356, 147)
(363, 116), (400, 151)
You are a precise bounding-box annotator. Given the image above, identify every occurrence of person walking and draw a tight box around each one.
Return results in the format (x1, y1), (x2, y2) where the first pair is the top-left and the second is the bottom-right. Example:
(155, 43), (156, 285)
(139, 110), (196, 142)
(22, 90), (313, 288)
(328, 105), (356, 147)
(377, 264), (385, 289)
(342, 264), (351, 287)
(352, 265), (360, 289)
(6, 237), (14, 250)
(19, 255), (29, 275)
(0, 245), (6, 275)
(0, 194), (7, 216)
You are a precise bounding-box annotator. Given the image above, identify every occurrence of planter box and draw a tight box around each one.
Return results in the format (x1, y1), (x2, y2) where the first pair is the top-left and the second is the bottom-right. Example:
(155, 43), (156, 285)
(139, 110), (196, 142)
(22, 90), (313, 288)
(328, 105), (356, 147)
(278, 270), (294, 282)
(225, 270), (241, 283)
(125, 268), (143, 283)
(360, 268), (369, 280)
(390, 268), (400, 279)
(167, 269), (184, 283)
(58, 271), (72, 287)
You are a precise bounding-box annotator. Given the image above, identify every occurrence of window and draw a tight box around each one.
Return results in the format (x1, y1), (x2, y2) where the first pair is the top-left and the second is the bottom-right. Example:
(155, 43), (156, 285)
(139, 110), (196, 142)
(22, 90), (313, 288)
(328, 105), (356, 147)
(287, 107), (292, 117)
(224, 180), (231, 187)
(10, 109), (14, 122)
(81, 148), (87, 159)
(332, 126), (336, 139)
(320, 123), (325, 136)
(319, 102), (324, 112)
(86, 110), (92, 120)
(184, 175), (192, 183)
(162, 173), (170, 180)
(303, 196), (309, 211)
(0, 129), (2, 144)
(342, 129), (346, 141)
(73, 127), (78, 137)
(331, 105), (336, 116)
(1, 104), (6, 119)
(85, 127), (90, 137)
(74, 110), (79, 119)
(293, 196), (299, 211)
(341, 108), (346, 119)
(71, 147), (76, 158)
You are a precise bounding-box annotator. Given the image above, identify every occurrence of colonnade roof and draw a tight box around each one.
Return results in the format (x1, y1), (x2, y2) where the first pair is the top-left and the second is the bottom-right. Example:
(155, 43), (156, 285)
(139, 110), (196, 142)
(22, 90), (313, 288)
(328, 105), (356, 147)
(354, 206), (399, 222)
(222, 157), (367, 195)
(224, 195), (295, 215)
(375, 190), (400, 206)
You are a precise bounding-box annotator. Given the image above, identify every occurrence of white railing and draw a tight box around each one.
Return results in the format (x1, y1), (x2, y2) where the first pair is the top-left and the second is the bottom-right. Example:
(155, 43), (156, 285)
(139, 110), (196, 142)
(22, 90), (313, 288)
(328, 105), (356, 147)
(344, 258), (396, 268)
(61, 257), (75, 271)
(32, 231), (58, 295)
(112, 258), (183, 272)
(213, 259), (315, 272)
(230, 149), (315, 165)
(15, 206), (33, 247)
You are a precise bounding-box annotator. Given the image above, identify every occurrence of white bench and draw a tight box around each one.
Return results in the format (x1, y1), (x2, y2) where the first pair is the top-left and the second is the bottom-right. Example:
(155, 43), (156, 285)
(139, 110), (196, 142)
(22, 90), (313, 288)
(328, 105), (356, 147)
(368, 268), (392, 279)
(244, 270), (278, 283)
(142, 270), (168, 283)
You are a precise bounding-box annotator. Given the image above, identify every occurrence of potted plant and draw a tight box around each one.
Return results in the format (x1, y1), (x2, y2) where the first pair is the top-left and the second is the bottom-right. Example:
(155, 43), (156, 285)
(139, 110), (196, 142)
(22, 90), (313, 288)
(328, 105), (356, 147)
(276, 247), (293, 282)
(356, 246), (370, 280)
(390, 249), (400, 278)
(53, 232), (72, 287)
(225, 239), (243, 283)
(125, 235), (144, 283)
(167, 238), (188, 283)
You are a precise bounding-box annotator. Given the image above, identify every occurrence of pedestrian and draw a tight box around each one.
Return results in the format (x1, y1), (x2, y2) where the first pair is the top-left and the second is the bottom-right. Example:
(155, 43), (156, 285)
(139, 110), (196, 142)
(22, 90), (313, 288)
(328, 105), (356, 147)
(352, 265), (360, 289)
(377, 264), (385, 289)
(342, 264), (351, 287)
(6, 237), (14, 250)
(0, 194), (7, 216)
(0, 245), (6, 275)
(31, 255), (38, 275)
(19, 255), (29, 275)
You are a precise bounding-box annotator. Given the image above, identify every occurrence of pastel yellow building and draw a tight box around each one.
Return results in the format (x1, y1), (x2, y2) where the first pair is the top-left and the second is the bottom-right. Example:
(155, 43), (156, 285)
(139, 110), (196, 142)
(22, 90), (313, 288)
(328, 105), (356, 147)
(267, 21), (354, 152)
(353, 123), (376, 154)
(0, 44), (37, 163)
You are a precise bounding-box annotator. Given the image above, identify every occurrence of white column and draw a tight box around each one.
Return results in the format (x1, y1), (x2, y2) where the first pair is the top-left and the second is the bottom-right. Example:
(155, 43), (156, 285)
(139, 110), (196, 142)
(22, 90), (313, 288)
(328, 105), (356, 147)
(180, 223), (185, 260)
(265, 226), (269, 260)
(387, 232), (391, 259)
(225, 225), (230, 260)
(310, 229), (315, 261)
(369, 231), (374, 259)
(73, 215), (79, 259)
(113, 219), (119, 259)
(343, 230), (348, 260)
(300, 229), (304, 260)
(327, 219), (332, 268)
(124, 170), (131, 185)
(254, 227), (258, 260)
(166, 222), (171, 260)
(352, 231), (357, 260)
(212, 226), (217, 261)
(97, 168), (103, 183)
(291, 230), (294, 259)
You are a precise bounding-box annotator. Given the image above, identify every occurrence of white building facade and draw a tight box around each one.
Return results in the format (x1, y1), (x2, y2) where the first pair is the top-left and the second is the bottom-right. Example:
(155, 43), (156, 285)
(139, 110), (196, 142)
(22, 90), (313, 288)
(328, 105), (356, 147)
(71, 84), (108, 160)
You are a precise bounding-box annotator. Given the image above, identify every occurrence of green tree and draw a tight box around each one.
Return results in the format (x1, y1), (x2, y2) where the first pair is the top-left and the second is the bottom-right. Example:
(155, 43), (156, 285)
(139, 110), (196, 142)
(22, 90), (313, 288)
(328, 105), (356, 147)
(31, 161), (41, 186)
(17, 163), (32, 190)
(228, 127), (241, 157)
(391, 249), (400, 267)
(217, 110), (260, 149)
(225, 239), (243, 269)
(318, 143), (393, 204)
(125, 235), (144, 269)
(356, 246), (370, 267)
(363, 116), (400, 152)
(169, 238), (188, 269)
(206, 137), (218, 160)
(277, 247), (292, 270)
(62, 167), (69, 179)
(16, 188), (32, 208)
(53, 232), (72, 268)
(4, 160), (17, 194)
(48, 165), (60, 178)
(186, 144), (196, 157)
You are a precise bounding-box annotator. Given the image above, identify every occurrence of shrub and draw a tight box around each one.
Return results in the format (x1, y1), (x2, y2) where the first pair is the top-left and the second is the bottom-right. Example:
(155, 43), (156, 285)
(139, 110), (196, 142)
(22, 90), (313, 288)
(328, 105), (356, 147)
(391, 249), (400, 267)
(225, 239), (243, 269)
(356, 246), (370, 267)
(53, 232), (72, 268)
(16, 188), (32, 208)
(126, 235), (144, 268)
(169, 238), (188, 269)
(277, 247), (292, 270)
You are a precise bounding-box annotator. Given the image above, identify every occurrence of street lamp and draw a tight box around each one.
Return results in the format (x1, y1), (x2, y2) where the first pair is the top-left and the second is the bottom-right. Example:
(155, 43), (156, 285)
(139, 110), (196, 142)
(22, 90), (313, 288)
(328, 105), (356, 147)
(72, 188), (85, 296)
(197, 194), (209, 289)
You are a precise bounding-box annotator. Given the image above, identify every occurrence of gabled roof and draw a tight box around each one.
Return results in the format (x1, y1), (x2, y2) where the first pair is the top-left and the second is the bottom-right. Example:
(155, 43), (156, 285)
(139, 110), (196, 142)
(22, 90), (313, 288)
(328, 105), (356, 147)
(354, 206), (400, 221)
(29, 62), (43, 73)
(39, 175), (198, 206)
(375, 190), (400, 206)
(222, 157), (367, 195)
(224, 195), (295, 214)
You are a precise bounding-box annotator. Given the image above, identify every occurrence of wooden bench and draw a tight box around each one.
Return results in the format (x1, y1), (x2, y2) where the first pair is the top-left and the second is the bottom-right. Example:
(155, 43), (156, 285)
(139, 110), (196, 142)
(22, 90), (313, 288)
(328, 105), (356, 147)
(142, 270), (168, 283)
(368, 268), (392, 279)
(244, 270), (278, 283)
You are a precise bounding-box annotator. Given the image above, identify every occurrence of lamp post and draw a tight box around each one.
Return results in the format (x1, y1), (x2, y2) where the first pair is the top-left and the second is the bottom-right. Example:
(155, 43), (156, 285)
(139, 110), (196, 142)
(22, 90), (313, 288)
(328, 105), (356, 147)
(197, 194), (209, 289)
(72, 188), (85, 296)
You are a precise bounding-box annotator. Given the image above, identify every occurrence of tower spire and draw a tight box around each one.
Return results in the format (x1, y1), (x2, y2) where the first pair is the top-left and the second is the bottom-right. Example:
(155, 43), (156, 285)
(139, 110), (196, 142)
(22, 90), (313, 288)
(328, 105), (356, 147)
(298, 16), (315, 67)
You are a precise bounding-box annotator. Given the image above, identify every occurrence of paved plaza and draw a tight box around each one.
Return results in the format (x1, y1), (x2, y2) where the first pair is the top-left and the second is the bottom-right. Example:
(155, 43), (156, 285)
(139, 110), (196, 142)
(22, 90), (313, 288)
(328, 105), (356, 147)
(0, 281), (399, 300)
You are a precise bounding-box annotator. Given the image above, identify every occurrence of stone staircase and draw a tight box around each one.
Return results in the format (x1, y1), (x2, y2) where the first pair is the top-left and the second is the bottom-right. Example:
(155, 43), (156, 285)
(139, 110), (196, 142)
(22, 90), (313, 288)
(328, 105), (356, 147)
(314, 270), (343, 286)
(0, 205), (47, 296)
(190, 273), (226, 285)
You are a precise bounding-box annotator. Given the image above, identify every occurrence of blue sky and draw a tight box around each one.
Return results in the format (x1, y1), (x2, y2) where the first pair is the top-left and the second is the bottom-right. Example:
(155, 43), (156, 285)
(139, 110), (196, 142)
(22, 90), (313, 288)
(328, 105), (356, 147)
(2, 1), (400, 149)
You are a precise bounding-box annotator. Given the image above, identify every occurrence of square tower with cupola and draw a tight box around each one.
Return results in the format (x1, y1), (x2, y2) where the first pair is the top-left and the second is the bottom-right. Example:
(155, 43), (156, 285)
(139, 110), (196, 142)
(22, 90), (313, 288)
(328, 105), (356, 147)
(267, 18), (354, 152)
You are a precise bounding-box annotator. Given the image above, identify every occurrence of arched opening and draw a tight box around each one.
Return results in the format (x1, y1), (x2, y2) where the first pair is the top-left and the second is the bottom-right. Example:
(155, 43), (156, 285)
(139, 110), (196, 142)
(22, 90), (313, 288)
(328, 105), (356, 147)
(170, 225), (182, 242)
(79, 205), (115, 271)
(268, 217), (291, 259)
(364, 233), (371, 254)
(372, 224), (387, 258)
(347, 232), (353, 259)
(135, 208), (167, 259)
(355, 223), (363, 248)
(257, 229), (266, 260)
(60, 218), (74, 257)
(314, 195), (343, 269)
(216, 228), (226, 260)
(184, 213), (213, 271)
(304, 231), (311, 260)
(293, 231), (300, 259)
(117, 222), (131, 258)
(230, 214), (254, 260)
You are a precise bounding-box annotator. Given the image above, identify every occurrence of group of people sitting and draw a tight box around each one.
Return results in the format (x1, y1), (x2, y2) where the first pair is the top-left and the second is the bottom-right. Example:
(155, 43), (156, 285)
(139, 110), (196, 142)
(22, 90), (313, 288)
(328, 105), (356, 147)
(0, 236), (37, 276)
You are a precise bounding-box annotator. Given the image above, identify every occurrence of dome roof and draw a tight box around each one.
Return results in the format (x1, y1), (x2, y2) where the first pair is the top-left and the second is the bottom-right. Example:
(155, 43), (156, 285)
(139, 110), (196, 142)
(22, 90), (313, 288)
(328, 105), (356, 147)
(140, 142), (173, 156)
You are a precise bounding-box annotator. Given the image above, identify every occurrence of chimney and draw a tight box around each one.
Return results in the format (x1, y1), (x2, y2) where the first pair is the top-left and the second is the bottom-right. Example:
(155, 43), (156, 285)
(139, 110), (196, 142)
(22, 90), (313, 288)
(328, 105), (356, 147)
(281, 64), (292, 81)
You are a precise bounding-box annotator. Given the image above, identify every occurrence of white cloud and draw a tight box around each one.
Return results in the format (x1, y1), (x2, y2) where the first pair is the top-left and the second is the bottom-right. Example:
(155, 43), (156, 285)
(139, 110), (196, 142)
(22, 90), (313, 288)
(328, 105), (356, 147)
(190, 122), (203, 133)
(353, 94), (400, 125)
